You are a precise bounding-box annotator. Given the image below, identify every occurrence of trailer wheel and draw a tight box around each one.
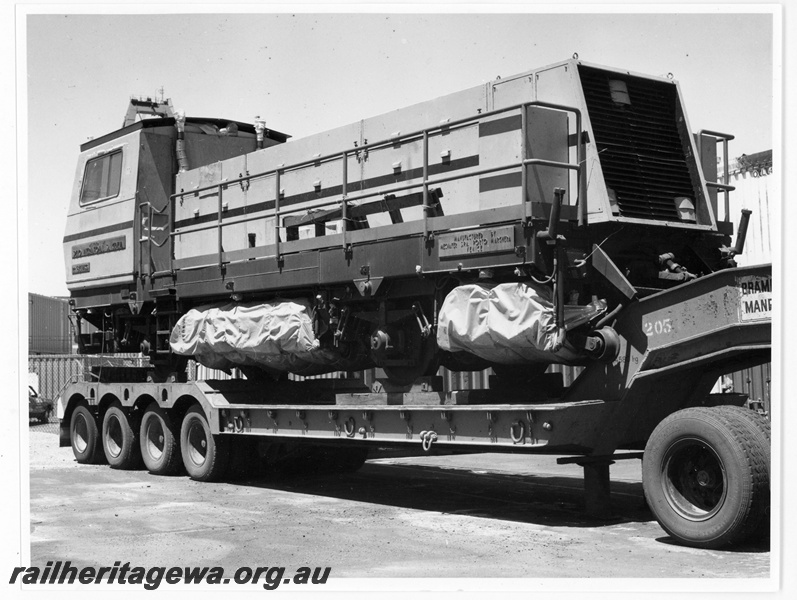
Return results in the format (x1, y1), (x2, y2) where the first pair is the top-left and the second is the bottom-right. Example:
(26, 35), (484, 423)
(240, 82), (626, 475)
(643, 407), (768, 549)
(180, 405), (230, 482)
(70, 403), (105, 464)
(102, 403), (142, 470)
(140, 402), (181, 475)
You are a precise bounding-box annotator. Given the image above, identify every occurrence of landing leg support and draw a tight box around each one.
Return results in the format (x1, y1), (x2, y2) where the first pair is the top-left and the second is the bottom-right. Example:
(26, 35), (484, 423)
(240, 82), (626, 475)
(557, 452), (644, 519)
(582, 460), (614, 518)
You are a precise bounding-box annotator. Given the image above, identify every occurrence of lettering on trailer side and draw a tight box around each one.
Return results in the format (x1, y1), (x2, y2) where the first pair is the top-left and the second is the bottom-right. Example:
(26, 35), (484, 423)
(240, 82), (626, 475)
(737, 274), (773, 322)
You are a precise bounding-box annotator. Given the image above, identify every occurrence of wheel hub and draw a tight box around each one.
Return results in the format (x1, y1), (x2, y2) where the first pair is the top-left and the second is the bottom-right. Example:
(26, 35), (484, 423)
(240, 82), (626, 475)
(696, 470), (712, 487)
(188, 423), (208, 465)
(662, 438), (728, 522)
(146, 421), (165, 459)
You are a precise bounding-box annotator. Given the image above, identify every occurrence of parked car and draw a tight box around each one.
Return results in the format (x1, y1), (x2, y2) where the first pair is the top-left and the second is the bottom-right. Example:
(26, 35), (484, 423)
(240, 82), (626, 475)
(29, 386), (54, 424)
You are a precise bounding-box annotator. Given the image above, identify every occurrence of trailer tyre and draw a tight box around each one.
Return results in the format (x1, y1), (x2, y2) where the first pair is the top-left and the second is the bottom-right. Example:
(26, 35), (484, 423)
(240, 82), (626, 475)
(140, 402), (181, 475)
(70, 403), (105, 464)
(180, 405), (230, 482)
(643, 407), (768, 549)
(102, 403), (142, 470)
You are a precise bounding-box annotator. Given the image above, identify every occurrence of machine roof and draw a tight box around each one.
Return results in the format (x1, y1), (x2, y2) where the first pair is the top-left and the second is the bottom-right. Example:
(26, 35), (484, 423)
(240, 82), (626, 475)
(80, 116), (290, 152)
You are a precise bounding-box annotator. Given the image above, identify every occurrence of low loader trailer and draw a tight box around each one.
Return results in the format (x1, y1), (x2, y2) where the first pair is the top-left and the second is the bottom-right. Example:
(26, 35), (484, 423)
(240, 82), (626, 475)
(58, 59), (772, 549)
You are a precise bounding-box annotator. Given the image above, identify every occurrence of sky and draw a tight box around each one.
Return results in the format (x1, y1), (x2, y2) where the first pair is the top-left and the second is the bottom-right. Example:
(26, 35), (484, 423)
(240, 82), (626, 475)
(21, 6), (778, 298)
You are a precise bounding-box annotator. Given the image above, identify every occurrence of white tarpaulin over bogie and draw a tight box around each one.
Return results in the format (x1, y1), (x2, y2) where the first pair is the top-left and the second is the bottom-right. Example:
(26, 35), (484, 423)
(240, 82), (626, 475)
(436, 282), (606, 365)
(169, 299), (357, 375)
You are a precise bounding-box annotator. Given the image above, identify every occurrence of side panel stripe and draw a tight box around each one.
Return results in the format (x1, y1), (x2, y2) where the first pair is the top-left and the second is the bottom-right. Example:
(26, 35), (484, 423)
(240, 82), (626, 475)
(478, 115), (522, 138)
(63, 220), (135, 243)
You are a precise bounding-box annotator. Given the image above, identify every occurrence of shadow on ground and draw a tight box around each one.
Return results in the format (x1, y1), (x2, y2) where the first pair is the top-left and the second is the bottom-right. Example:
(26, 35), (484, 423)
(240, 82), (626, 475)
(233, 458), (654, 529)
(234, 461), (770, 552)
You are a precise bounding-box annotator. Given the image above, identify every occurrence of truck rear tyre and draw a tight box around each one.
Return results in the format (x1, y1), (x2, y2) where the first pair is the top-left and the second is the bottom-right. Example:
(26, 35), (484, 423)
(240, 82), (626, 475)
(714, 405), (771, 540)
(140, 402), (181, 475)
(715, 405), (771, 470)
(70, 403), (105, 464)
(102, 403), (142, 470)
(642, 407), (769, 549)
(180, 405), (230, 482)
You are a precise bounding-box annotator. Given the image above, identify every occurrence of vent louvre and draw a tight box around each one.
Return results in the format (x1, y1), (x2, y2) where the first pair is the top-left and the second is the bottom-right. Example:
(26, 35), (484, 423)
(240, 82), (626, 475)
(579, 66), (696, 221)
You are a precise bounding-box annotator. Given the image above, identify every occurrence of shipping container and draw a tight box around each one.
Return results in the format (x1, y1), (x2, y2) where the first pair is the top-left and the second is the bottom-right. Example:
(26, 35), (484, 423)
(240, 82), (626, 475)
(28, 293), (73, 354)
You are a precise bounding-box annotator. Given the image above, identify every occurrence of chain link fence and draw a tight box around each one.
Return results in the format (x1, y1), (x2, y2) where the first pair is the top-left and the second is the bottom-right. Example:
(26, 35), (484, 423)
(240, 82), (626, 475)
(28, 354), (149, 435)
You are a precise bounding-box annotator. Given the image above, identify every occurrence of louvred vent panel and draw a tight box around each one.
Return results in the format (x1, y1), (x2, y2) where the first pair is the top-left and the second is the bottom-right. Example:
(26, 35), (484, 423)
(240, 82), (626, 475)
(579, 66), (697, 221)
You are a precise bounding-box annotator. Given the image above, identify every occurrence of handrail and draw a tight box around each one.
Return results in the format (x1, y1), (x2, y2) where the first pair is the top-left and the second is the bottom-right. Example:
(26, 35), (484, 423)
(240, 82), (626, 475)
(341, 150), (348, 252)
(422, 130), (430, 240)
(521, 108), (529, 223)
(697, 129), (736, 222)
(274, 169), (281, 263)
(174, 159), (576, 238)
(169, 100), (584, 266)
(217, 183), (224, 269)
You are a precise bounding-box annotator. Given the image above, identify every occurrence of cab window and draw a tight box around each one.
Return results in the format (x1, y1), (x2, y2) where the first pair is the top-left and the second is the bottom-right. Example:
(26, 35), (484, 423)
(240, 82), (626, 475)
(80, 150), (123, 204)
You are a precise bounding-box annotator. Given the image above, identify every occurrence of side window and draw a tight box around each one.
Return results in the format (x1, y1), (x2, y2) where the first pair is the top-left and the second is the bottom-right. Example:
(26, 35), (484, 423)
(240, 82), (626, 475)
(80, 150), (123, 204)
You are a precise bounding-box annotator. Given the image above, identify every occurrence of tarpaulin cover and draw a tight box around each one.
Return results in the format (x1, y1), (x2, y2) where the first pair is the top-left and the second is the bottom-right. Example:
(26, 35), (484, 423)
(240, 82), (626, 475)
(170, 300), (345, 375)
(436, 282), (606, 365)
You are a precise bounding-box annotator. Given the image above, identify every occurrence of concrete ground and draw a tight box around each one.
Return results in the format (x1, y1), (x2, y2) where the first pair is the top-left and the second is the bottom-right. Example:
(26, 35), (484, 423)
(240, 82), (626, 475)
(28, 421), (770, 585)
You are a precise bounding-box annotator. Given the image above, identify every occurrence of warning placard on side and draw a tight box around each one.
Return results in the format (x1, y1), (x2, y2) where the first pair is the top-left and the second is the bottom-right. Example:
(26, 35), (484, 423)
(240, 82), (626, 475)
(737, 274), (772, 322)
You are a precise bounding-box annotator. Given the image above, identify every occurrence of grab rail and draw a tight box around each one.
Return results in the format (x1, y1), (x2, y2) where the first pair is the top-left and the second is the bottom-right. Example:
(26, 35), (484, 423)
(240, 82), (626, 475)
(697, 130), (736, 222)
(170, 100), (584, 271)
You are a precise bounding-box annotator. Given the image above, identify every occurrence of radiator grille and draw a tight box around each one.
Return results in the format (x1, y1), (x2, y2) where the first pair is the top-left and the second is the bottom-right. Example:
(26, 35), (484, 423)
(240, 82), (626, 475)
(579, 66), (697, 221)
